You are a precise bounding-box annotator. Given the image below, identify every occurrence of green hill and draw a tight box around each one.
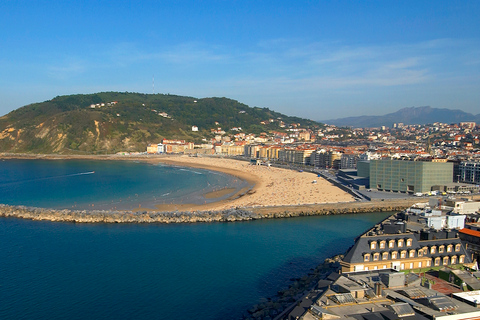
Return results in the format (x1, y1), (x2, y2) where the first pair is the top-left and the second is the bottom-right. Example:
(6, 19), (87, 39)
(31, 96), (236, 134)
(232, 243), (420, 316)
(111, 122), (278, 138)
(0, 92), (321, 154)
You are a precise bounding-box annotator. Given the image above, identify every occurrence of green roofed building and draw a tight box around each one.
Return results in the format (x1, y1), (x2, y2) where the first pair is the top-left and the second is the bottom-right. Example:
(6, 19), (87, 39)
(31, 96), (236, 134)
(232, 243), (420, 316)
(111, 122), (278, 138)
(362, 159), (453, 194)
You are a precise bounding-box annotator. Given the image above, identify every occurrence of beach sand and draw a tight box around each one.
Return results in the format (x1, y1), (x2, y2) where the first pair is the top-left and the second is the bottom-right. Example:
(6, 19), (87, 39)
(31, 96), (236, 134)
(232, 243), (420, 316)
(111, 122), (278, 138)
(0, 153), (355, 212)
(144, 155), (355, 211)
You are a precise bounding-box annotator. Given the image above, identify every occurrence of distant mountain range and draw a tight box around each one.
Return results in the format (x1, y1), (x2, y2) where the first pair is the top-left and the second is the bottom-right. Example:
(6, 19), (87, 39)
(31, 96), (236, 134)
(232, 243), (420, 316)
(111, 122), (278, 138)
(322, 106), (480, 128)
(0, 92), (320, 154)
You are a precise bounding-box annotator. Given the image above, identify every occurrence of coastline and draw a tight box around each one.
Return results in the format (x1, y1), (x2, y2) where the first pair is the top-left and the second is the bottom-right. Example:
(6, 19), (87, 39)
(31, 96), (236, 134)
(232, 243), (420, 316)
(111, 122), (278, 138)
(0, 153), (354, 211)
(0, 153), (415, 223)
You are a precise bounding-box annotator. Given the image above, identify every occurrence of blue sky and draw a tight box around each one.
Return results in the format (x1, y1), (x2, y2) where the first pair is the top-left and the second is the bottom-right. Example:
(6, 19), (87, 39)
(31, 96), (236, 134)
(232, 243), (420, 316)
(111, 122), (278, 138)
(1, 1), (479, 121)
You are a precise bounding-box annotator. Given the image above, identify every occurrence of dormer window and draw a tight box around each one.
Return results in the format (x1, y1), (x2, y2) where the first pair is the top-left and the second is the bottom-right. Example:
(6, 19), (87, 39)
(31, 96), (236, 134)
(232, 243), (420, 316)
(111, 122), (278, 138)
(439, 245), (445, 253)
(364, 254), (370, 262)
(451, 256), (457, 264)
(459, 255), (465, 263)
(391, 251), (398, 259)
(389, 240), (395, 248)
(398, 239), (404, 247)
(371, 241), (377, 250)
(373, 253), (380, 261)
(418, 250), (423, 257)
(443, 256), (449, 265)
(434, 257), (441, 266)
(409, 250), (415, 258)
(400, 250), (407, 259)
(382, 252), (389, 260)
(379, 241), (386, 249)
(406, 239), (412, 247)
(447, 245), (453, 253)
(431, 246), (436, 254)
(455, 244), (461, 252)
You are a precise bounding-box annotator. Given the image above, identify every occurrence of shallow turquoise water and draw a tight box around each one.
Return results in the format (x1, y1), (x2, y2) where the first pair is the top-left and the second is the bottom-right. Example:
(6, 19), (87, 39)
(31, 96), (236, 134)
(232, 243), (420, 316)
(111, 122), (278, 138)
(0, 159), (248, 210)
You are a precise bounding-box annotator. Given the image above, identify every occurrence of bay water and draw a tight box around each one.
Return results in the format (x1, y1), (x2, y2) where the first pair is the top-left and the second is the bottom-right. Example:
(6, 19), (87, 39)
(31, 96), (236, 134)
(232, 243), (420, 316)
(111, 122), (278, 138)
(0, 159), (391, 319)
(0, 159), (249, 210)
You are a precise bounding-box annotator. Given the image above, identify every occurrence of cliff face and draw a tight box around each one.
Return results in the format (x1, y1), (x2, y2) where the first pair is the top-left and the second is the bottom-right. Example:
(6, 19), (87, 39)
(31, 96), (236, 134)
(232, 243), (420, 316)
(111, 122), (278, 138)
(0, 92), (321, 154)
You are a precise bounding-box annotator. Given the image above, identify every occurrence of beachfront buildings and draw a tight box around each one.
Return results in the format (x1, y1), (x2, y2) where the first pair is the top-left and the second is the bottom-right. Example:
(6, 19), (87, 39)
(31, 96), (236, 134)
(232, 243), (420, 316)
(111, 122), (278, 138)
(359, 159), (454, 194)
(340, 211), (475, 273)
(341, 230), (472, 273)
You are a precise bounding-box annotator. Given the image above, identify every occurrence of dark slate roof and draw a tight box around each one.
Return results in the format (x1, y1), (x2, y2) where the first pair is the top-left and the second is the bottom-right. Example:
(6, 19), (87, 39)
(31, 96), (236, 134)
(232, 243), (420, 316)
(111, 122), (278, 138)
(343, 232), (472, 264)
(343, 233), (419, 264)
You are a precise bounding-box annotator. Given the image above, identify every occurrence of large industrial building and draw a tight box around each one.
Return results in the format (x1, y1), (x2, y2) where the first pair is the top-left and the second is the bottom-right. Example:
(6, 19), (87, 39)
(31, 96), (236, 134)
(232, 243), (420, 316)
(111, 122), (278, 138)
(358, 159), (453, 194)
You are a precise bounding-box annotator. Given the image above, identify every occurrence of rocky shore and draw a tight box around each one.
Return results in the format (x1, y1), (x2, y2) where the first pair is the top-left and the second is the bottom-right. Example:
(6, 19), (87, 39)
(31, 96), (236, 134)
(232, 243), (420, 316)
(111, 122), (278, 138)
(0, 198), (416, 223)
(243, 254), (345, 320)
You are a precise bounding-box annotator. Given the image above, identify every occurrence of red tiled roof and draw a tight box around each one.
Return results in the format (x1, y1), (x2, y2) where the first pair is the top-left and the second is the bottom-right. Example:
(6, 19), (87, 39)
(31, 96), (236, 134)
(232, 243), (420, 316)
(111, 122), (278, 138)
(459, 228), (480, 238)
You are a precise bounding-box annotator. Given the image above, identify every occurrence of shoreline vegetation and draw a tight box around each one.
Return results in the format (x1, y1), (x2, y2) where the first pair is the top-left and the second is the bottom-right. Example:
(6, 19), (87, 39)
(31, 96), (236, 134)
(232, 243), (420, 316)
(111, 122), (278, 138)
(0, 153), (418, 223)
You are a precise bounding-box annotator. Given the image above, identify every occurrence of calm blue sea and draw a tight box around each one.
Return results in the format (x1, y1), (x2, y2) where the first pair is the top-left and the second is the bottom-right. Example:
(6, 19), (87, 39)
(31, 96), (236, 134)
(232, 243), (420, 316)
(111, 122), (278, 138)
(0, 160), (392, 320)
(0, 159), (249, 210)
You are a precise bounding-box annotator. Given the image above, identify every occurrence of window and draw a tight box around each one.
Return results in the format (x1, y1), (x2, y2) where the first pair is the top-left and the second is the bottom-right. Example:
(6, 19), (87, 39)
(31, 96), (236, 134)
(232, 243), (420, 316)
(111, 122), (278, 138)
(364, 254), (370, 262)
(398, 239), (404, 247)
(391, 251), (398, 259)
(459, 255), (465, 263)
(427, 260), (431, 267)
(435, 257), (441, 266)
(400, 263), (405, 270)
(370, 241), (377, 250)
(423, 248), (428, 255)
(379, 241), (386, 249)
(447, 245), (453, 253)
(406, 239), (412, 247)
(373, 253), (380, 261)
(365, 267), (369, 271)
(400, 251), (407, 258)
(389, 240), (395, 248)
(431, 246), (436, 254)
(439, 246), (444, 253)
(455, 244), (461, 252)
(409, 250), (415, 258)
(418, 262), (422, 268)
(451, 256), (457, 264)
(409, 263), (414, 269)
(382, 252), (389, 260)
(443, 257), (449, 265)
(418, 250), (423, 257)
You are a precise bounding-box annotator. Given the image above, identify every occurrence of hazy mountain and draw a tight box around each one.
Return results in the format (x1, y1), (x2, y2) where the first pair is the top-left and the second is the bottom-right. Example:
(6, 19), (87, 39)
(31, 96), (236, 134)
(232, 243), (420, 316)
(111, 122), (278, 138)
(0, 92), (320, 154)
(322, 106), (480, 128)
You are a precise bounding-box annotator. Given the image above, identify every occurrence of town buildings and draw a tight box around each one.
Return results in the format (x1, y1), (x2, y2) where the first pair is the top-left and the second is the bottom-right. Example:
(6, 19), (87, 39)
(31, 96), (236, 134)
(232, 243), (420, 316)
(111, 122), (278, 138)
(340, 210), (474, 273)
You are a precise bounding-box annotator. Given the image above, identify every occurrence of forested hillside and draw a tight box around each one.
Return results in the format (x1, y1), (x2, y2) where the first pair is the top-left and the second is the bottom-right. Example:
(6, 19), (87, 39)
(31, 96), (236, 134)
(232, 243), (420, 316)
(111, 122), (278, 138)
(0, 92), (320, 154)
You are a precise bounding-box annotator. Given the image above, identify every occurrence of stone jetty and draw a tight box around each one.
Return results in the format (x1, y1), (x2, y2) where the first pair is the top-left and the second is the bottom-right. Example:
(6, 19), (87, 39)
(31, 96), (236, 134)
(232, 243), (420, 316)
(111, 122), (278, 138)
(0, 198), (416, 224)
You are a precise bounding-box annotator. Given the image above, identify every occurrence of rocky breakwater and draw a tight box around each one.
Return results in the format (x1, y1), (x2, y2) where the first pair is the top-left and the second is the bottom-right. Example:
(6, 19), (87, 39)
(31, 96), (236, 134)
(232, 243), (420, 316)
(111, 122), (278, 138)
(0, 198), (415, 224)
(0, 204), (260, 223)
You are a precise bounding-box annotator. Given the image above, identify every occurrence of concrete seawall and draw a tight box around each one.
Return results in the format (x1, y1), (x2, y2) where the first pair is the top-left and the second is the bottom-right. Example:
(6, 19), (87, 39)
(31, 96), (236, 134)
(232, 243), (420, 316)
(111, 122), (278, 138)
(0, 199), (416, 223)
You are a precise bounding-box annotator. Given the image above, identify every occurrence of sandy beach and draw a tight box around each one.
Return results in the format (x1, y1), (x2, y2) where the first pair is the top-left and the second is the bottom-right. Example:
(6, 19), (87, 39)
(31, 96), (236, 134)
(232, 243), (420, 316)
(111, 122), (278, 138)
(144, 155), (355, 211)
(0, 153), (355, 212)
